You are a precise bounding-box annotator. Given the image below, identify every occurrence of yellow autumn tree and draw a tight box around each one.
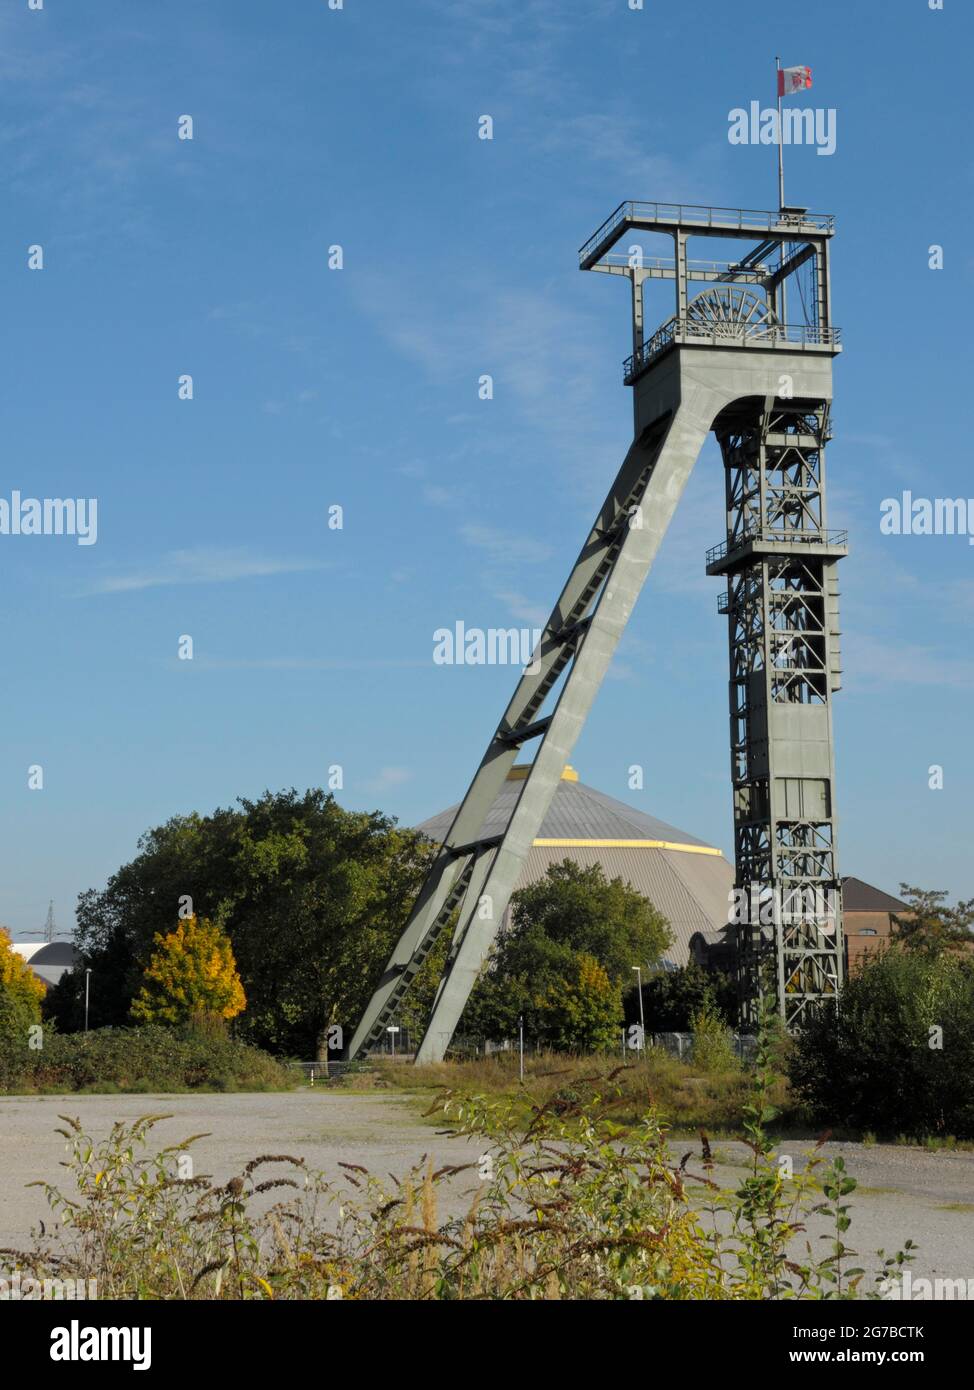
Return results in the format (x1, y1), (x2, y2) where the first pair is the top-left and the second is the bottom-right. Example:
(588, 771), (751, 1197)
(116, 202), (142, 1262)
(130, 916), (246, 1026)
(0, 927), (46, 1049)
(0, 929), (46, 1007)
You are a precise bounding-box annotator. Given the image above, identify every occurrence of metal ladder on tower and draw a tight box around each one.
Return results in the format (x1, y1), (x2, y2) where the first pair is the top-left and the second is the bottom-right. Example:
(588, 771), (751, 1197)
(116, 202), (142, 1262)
(345, 392), (718, 1064)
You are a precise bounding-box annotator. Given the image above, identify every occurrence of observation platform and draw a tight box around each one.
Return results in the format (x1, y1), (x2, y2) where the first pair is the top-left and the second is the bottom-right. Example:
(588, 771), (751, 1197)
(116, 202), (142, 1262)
(579, 200), (835, 270)
(707, 528), (849, 580)
(622, 318), (841, 385)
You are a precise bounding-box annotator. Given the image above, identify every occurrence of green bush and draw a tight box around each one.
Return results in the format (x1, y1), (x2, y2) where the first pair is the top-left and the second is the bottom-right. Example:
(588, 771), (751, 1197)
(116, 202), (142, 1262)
(788, 948), (974, 1139)
(0, 1024), (293, 1094)
(0, 989), (39, 1089)
(630, 963), (737, 1033)
(689, 995), (740, 1073)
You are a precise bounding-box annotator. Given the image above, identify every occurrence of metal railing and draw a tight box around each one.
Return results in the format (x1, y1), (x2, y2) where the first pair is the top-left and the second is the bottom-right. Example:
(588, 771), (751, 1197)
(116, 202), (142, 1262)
(651, 1031), (758, 1064)
(580, 200), (835, 265)
(706, 527), (849, 567)
(444, 1032), (759, 1063)
(288, 1059), (366, 1081)
(623, 318), (842, 383)
(596, 253), (771, 276)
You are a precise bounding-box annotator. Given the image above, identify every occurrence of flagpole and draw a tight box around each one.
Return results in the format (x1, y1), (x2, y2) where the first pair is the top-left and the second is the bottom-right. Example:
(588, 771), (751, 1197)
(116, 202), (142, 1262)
(775, 55), (784, 210)
(775, 55), (787, 327)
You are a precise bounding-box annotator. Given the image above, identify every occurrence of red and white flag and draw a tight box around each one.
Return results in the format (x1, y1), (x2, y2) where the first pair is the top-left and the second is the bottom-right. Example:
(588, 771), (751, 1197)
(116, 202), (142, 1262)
(778, 65), (813, 96)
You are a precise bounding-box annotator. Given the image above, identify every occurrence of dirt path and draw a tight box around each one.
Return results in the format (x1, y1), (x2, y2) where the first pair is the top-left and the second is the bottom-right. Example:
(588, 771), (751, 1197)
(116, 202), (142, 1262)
(1, 1091), (971, 1290)
(0, 1090), (482, 1255)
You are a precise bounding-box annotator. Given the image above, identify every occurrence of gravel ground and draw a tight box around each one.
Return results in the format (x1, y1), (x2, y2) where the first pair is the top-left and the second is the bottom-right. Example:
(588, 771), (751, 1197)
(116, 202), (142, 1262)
(1, 1091), (971, 1290)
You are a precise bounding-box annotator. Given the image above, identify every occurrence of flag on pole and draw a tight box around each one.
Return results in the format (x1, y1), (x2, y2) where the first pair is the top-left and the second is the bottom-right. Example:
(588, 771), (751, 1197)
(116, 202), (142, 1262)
(778, 65), (813, 96)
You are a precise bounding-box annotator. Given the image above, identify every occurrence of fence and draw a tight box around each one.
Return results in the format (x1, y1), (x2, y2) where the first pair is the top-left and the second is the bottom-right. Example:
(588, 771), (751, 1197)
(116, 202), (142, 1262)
(286, 1030), (759, 1077)
(650, 1031), (758, 1064)
(445, 1031), (758, 1064)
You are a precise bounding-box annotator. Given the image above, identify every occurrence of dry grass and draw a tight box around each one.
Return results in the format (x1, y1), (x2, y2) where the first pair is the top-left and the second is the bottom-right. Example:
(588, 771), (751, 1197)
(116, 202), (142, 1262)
(11, 1064), (906, 1300)
(371, 1048), (794, 1136)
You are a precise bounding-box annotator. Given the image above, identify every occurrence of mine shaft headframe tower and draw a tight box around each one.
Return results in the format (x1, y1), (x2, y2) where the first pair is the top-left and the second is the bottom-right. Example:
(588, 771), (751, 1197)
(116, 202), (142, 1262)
(345, 200), (845, 1065)
(585, 199), (846, 1028)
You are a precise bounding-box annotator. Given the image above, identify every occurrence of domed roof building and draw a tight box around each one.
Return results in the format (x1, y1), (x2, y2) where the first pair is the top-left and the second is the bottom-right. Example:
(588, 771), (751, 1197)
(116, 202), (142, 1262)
(10, 940), (78, 989)
(417, 765), (733, 966)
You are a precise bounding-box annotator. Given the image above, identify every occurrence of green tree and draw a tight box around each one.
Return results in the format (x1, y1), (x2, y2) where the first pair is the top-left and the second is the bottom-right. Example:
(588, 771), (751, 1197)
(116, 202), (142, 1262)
(539, 954), (621, 1053)
(630, 962), (737, 1032)
(463, 860), (672, 1047)
(130, 916), (247, 1026)
(892, 885), (974, 957)
(48, 789), (430, 1056)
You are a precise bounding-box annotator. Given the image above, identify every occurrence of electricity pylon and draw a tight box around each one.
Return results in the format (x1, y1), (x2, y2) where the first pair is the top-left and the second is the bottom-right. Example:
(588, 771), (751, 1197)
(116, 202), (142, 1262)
(347, 199), (846, 1062)
(21, 899), (61, 944)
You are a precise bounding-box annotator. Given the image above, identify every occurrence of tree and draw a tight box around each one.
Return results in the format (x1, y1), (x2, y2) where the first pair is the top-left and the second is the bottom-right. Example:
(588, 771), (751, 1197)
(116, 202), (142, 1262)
(0, 929), (46, 1015)
(892, 885), (974, 957)
(539, 954), (621, 1053)
(463, 860), (672, 1047)
(0, 928), (46, 1061)
(48, 789), (431, 1056)
(130, 916), (246, 1026)
(503, 862), (672, 986)
(629, 963), (737, 1033)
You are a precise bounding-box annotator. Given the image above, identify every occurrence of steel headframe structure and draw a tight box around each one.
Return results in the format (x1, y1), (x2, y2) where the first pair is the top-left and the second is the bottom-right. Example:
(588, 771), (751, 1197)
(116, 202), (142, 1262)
(346, 198), (846, 1063)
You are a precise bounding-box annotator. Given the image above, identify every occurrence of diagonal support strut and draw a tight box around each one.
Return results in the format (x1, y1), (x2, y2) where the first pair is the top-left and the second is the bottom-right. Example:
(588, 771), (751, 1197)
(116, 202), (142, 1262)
(346, 384), (727, 1063)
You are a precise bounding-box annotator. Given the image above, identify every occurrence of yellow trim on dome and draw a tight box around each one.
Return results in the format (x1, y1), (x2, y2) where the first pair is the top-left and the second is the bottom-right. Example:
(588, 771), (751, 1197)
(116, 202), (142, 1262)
(532, 838), (723, 856)
(507, 764), (578, 782)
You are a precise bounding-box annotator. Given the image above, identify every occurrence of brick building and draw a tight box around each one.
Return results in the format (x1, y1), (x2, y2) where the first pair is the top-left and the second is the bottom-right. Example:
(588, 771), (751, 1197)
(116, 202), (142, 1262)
(841, 877), (907, 973)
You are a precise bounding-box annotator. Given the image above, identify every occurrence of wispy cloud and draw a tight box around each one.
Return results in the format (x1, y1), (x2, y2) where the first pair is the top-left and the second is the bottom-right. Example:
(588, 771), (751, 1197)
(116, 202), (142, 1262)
(423, 484), (457, 508)
(843, 633), (974, 693)
(460, 524), (552, 568)
(194, 656), (426, 672)
(82, 547), (327, 596)
(457, 526), (554, 628)
(363, 766), (414, 793)
(493, 589), (548, 626)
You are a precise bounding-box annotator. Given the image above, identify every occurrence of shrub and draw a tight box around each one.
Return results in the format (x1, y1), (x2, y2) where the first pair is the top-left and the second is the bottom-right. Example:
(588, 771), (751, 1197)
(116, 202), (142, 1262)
(0, 1025), (292, 1095)
(689, 994), (739, 1073)
(788, 947), (974, 1138)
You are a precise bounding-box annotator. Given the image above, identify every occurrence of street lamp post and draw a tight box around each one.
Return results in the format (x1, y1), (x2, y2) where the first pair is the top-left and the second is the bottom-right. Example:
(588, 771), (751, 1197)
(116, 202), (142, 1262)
(631, 966), (645, 1053)
(84, 969), (92, 1033)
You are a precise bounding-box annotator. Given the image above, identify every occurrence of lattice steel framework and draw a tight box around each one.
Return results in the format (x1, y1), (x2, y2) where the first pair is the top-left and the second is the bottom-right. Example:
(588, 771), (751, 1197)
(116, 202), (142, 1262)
(346, 200), (846, 1062)
(707, 401), (846, 1027)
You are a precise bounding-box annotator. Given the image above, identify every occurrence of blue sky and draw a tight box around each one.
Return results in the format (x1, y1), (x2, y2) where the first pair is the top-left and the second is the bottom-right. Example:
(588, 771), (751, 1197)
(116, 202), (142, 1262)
(2, 0), (971, 939)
